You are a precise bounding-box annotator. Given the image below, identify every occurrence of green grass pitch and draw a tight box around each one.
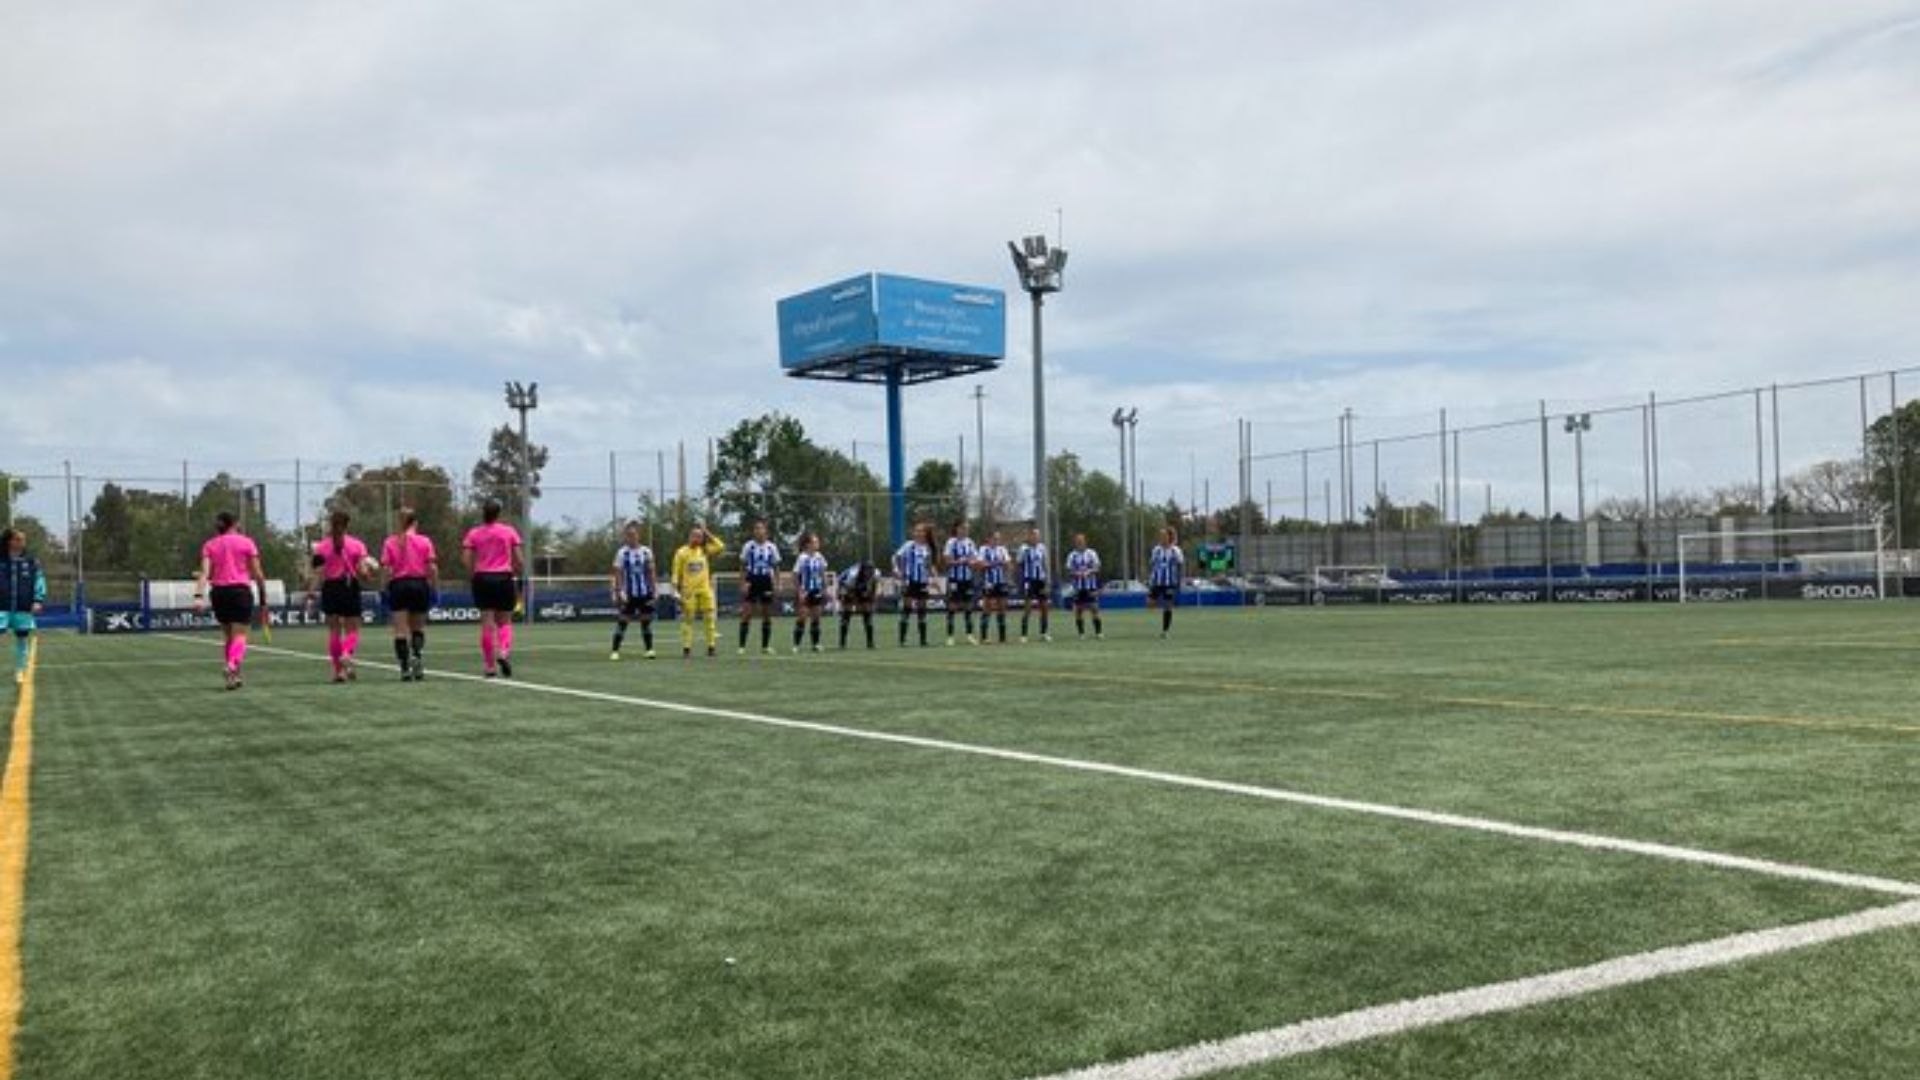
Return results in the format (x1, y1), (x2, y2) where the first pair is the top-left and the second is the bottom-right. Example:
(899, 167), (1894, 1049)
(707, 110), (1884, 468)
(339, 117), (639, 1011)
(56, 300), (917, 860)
(12, 603), (1920, 1079)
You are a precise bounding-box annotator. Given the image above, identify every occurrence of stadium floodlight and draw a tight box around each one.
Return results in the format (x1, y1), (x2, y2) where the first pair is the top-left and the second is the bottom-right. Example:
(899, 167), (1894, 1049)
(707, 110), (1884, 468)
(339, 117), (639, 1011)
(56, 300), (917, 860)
(1009, 230), (1069, 578)
(505, 381), (540, 609)
(1562, 412), (1593, 569)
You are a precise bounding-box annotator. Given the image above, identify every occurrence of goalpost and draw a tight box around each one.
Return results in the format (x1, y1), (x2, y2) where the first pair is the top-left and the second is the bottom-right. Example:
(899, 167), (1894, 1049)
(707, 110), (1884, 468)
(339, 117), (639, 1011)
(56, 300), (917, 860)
(1675, 523), (1887, 603)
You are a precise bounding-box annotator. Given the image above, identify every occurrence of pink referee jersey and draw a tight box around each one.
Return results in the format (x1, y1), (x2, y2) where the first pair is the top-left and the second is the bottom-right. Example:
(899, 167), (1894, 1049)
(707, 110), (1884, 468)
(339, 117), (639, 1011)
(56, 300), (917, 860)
(463, 522), (522, 574)
(202, 533), (259, 587)
(382, 532), (436, 580)
(313, 535), (370, 581)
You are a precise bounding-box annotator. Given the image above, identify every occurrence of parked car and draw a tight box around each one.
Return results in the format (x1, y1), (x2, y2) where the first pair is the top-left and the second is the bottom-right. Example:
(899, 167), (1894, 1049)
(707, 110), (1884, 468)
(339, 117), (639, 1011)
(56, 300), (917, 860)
(1185, 578), (1223, 592)
(1102, 579), (1148, 595)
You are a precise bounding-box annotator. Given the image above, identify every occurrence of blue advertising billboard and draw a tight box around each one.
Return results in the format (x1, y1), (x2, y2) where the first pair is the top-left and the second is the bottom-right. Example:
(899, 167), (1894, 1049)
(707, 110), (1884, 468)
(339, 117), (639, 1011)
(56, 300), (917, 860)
(873, 274), (1006, 360)
(776, 273), (1004, 372)
(776, 274), (879, 370)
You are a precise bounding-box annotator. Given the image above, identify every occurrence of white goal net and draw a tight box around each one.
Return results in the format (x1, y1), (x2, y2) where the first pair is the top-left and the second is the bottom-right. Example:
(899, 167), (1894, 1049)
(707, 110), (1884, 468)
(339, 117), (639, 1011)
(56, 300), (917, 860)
(1676, 523), (1886, 603)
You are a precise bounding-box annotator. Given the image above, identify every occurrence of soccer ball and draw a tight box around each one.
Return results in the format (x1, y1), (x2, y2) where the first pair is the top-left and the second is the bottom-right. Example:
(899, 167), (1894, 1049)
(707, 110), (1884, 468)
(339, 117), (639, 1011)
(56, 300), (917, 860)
(359, 555), (382, 576)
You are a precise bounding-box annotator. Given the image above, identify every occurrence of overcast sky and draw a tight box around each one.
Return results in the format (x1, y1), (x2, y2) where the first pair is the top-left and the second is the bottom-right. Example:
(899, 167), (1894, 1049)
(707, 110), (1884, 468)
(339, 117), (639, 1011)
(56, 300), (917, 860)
(4, 1), (1918, 527)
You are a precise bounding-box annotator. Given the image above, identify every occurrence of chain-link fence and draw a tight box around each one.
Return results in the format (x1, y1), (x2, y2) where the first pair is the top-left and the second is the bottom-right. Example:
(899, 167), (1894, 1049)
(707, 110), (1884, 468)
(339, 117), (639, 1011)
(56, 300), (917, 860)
(1232, 367), (1911, 590)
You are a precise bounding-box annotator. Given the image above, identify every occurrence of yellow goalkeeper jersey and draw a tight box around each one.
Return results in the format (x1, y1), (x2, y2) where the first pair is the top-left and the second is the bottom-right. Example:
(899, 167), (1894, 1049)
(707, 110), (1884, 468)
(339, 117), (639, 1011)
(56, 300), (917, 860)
(671, 534), (726, 595)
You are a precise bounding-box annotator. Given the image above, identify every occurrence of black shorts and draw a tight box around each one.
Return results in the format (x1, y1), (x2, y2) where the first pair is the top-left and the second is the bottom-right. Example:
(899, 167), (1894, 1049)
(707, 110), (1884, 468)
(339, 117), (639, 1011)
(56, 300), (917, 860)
(210, 584), (254, 626)
(843, 589), (873, 608)
(799, 589), (825, 609)
(745, 574), (775, 604)
(472, 573), (518, 613)
(947, 579), (975, 604)
(1150, 584), (1179, 604)
(1073, 587), (1100, 607)
(1023, 580), (1049, 601)
(319, 578), (362, 618)
(904, 580), (930, 601)
(620, 595), (656, 619)
(986, 582), (1010, 600)
(387, 577), (433, 614)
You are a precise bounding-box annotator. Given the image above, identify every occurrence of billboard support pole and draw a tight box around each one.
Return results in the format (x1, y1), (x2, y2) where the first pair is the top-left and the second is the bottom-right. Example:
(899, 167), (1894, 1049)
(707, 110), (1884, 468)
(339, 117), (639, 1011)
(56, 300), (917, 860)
(887, 366), (906, 551)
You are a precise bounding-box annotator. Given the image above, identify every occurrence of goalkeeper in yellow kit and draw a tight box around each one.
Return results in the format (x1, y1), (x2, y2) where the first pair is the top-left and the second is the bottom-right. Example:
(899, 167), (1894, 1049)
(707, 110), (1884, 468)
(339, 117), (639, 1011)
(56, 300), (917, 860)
(671, 524), (726, 658)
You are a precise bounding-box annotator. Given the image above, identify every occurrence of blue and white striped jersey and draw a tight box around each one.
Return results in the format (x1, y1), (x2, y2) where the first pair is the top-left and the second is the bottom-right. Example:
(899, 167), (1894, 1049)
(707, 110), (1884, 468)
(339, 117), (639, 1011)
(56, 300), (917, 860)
(1018, 542), (1048, 582)
(943, 537), (978, 581)
(614, 545), (655, 597)
(1149, 545), (1184, 587)
(741, 539), (781, 578)
(1067, 548), (1101, 589)
(840, 564), (876, 593)
(794, 552), (829, 594)
(979, 544), (1011, 587)
(894, 541), (933, 584)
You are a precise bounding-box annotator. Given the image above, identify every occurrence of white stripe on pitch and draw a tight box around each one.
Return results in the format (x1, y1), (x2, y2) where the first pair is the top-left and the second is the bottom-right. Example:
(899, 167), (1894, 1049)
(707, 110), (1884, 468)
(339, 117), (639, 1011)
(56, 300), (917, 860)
(1023, 899), (1920, 1080)
(156, 635), (1920, 899)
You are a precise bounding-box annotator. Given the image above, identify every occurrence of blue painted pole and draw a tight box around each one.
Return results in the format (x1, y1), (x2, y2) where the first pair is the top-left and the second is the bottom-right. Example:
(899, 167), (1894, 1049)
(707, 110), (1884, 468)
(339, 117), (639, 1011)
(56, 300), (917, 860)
(887, 366), (907, 551)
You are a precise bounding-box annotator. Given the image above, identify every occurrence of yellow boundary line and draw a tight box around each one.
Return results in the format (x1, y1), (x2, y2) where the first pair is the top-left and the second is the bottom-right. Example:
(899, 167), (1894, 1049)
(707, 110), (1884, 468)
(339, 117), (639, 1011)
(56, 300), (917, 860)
(0, 641), (37, 1080)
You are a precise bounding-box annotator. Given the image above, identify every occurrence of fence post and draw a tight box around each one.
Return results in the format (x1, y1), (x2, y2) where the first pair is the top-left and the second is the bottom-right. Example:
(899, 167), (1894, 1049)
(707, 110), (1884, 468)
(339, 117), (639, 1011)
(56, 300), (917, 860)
(1539, 400), (1552, 598)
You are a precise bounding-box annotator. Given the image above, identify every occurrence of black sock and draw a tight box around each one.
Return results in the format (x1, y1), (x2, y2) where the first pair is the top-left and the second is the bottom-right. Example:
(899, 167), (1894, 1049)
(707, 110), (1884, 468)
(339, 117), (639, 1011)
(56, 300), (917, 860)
(393, 638), (410, 668)
(964, 611), (974, 635)
(997, 613), (1007, 641)
(946, 611), (956, 636)
(1094, 616), (1103, 636)
(838, 615), (850, 648)
(612, 621), (628, 651)
(761, 620), (771, 649)
(1041, 612), (1050, 635)
(1021, 612), (1031, 636)
(917, 613), (927, 645)
(899, 615), (909, 644)
(793, 621), (805, 646)
(863, 613), (873, 647)
(1162, 609), (1173, 632)
(641, 623), (653, 649)
(1076, 615), (1086, 636)
(739, 620), (750, 648)
(809, 622), (820, 647)
(410, 631), (424, 659)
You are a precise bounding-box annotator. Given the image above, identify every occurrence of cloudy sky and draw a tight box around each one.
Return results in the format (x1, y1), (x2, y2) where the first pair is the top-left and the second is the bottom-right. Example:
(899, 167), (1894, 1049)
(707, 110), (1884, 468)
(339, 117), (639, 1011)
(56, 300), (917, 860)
(4, 1), (1918, 527)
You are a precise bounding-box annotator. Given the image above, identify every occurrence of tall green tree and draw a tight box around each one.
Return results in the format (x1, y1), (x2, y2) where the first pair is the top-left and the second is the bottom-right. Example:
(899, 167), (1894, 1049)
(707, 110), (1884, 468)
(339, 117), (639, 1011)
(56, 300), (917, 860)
(707, 412), (884, 564)
(86, 482), (135, 570)
(905, 459), (961, 527)
(324, 459), (463, 575)
(1865, 401), (1918, 539)
(470, 425), (550, 521)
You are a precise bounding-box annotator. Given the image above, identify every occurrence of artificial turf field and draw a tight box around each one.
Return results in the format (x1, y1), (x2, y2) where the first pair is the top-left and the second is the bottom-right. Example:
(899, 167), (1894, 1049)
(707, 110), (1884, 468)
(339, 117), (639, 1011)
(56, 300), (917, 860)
(8, 602), (1920, 1079)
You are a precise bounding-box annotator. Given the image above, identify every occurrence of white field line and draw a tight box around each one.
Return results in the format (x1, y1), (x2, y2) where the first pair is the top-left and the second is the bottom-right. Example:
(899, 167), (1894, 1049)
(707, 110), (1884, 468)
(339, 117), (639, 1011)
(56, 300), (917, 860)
(1024, 898), (1920, 1080)
(153, 634), (1920, 898)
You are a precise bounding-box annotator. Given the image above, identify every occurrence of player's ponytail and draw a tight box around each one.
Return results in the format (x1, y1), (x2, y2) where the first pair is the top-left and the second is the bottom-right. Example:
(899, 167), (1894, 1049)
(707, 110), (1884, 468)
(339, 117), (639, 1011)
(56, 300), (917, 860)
(399, 508), (418, 533)
(329, 509), (350, 558)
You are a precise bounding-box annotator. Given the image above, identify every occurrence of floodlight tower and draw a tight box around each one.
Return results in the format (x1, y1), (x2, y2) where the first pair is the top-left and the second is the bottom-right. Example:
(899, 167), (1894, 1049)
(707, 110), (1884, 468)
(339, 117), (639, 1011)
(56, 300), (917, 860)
(1112, 407), (1138, 580)
(506, 380), (539, 604)
(1009, 234), (1067, 569)
(1564, 411), (1592, 570)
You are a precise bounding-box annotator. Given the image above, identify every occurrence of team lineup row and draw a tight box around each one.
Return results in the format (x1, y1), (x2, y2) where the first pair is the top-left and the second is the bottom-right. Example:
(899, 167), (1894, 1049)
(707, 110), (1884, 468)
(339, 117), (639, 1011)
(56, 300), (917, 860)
(160, 504), (1191, 689)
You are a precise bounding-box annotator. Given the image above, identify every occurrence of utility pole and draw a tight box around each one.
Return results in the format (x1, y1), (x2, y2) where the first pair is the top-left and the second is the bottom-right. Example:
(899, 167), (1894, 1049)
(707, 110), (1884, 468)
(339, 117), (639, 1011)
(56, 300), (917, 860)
(973, 385), (988, 522)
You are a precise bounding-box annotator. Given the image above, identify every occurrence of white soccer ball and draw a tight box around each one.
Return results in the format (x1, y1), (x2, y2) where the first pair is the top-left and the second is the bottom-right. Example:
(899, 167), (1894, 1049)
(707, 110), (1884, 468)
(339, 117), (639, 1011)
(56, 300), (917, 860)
(359, 556), (381, 575)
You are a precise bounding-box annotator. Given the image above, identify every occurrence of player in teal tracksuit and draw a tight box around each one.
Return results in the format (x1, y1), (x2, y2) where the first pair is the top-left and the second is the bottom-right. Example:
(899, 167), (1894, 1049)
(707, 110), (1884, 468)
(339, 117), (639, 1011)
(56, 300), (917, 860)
(2, 528), (47, 685)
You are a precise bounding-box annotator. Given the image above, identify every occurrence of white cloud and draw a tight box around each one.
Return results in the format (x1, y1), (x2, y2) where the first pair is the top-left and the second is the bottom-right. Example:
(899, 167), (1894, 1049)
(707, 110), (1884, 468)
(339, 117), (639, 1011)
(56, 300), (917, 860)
(3, 0), (1917, 526)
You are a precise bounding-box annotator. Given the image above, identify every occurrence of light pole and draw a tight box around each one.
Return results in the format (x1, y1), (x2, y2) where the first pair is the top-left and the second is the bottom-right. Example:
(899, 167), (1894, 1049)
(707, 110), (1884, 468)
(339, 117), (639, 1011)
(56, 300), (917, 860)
(1563, 412), (1591, 570)
(1009, 233), (1067, 574)
(973, 385), (988, 522)
(1112, 407), (1137, 582)
(505, 381), (539, 605)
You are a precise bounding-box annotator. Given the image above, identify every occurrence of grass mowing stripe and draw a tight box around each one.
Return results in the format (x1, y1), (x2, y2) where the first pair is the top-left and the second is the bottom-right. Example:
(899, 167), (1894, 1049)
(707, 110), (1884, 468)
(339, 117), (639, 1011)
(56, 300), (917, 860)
(815, 652), (1920, 737)
(1023, 898), (1920, 1080)
(0, 641), (37, 1080)
(160, 634), (1920, 900)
